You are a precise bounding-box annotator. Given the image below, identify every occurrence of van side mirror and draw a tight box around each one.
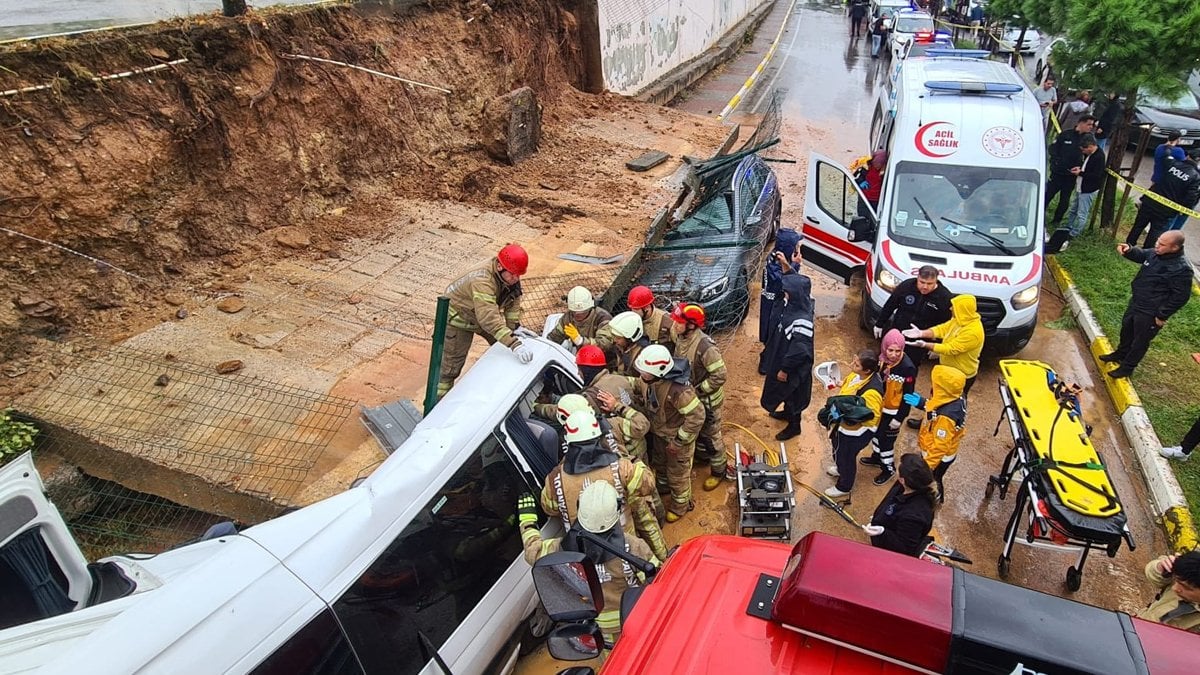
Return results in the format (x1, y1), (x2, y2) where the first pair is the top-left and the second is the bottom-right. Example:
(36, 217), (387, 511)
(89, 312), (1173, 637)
(556, 668), (598, 675)
(532, 551), (604, 621)
(547, 623), (605, 661)
(847, 216), (875, 242)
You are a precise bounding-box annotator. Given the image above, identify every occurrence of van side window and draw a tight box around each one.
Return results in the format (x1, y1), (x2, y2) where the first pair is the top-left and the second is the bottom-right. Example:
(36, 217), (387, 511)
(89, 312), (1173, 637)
(250, 608), (363, 674)
(332, 437), (525, 674)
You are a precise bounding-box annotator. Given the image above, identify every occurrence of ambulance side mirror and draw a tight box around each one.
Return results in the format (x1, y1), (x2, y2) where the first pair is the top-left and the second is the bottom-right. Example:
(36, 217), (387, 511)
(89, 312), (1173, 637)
(847, 216), (875, 243)
(532, 551), (604, 621)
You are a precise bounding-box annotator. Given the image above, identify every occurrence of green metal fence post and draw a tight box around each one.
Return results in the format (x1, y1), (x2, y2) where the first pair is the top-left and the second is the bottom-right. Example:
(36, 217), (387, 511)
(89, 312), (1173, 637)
(424, 296), (450, 415)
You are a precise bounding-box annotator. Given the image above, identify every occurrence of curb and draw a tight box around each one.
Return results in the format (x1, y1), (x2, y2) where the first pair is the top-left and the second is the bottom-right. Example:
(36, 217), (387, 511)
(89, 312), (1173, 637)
(717, 0), (798, 120)
(633, 0), (778, 107)
(1046, 256), (1197, 552)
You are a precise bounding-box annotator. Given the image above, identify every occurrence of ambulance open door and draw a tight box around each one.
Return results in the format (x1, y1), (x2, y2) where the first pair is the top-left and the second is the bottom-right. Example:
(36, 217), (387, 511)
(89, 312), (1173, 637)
(800, 153), (875, 284)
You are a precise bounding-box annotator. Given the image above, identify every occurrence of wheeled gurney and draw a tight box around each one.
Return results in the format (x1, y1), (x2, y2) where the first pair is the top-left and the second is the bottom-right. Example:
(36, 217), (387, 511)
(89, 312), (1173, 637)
(986, 360), (1135, 591)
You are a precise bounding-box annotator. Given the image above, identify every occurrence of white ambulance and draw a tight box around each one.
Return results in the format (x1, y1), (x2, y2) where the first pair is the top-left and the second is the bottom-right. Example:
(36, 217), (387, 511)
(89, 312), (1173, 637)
(802, 54), (1045, 355)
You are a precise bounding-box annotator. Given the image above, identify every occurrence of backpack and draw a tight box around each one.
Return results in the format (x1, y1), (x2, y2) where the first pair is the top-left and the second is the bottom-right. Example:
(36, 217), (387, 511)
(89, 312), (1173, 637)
(817, 394), (875, 429)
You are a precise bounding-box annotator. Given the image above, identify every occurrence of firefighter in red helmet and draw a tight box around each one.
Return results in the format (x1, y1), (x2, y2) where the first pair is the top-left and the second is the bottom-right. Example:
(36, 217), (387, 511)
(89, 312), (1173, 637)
(437, 243), (530, 399)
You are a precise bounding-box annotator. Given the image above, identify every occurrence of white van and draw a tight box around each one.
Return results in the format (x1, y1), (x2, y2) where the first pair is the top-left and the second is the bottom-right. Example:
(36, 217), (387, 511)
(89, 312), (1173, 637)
(802, 54), (1045, 355)
(0, 335), (580, 674)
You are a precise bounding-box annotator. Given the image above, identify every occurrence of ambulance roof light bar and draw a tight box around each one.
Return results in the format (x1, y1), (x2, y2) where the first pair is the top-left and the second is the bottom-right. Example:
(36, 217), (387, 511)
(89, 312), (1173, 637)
(923, 49), (991, 59)
(924, 80), (1024, 95)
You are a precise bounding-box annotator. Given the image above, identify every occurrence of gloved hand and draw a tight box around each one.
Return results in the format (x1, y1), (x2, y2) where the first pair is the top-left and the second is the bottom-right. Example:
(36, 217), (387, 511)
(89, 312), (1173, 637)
(563, 323), (582, 346)
(872, 326), (883, 339)
(517, 493), (539, 527)
(888, 418), (902, 430)
(901, 323), (923, 339)
(927, 351), (939, 360)
(863, 524), (885, 537)
(903, 392), (924, 407)
(908, 339), (928, 349)
(513, 342), (534, 364)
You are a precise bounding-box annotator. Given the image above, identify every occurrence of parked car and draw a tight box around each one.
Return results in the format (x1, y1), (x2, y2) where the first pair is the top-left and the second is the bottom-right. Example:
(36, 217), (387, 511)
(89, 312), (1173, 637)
(621, 152), (781, 330)
(994, 25), (1041, 54)
(888, 10), (936, 60)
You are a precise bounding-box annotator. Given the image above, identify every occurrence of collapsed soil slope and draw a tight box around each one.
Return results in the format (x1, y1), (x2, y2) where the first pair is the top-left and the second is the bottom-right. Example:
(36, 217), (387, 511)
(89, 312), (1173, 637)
(0, 0), (607, 375)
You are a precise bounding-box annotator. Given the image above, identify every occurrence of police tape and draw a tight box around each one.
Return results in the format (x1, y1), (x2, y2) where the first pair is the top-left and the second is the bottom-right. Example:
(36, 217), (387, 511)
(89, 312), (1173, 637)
(1104, 168), (1200, 221)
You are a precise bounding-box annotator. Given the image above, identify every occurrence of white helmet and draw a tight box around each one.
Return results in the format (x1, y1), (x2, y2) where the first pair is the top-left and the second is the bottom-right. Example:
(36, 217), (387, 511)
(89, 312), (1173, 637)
(608, 311), (644, 341)
(577, 480), (620, 533)
(564, 409), (602, 444)
(566, 286), (595, 312)
(555, 393), (592, 426)
(634, 344), (673, 378)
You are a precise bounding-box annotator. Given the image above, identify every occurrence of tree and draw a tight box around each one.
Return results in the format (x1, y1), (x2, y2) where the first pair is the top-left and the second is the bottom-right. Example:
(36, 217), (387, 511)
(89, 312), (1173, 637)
(992, 0), (1200, 233)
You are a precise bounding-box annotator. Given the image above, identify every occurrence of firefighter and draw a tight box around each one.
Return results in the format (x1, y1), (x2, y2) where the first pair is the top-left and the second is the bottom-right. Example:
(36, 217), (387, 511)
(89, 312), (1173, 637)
(576, 345), (650, 462)
(539, 409), (664, 557)
(608, 310), (649, 377)
(546, 286), (613, 353)
(437, 243), (530, 400)
(519, 481), (658, 644)
(635, 344), (705, 522)
(668, 304), (730, 491)
(626, 285), (675, 351)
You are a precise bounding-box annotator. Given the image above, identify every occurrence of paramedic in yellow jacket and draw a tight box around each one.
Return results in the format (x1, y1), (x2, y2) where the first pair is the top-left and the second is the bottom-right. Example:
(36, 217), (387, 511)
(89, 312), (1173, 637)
(902, 294), (985, 396)
(519, 482), (658, 644)
(903, 365), (967, 504)
(437, 244), (530, 400)
(635, 344), (706, 522)
(669, 304), (731, 491)
(825, 350), (885, 499)
(540, 408), (666, 560)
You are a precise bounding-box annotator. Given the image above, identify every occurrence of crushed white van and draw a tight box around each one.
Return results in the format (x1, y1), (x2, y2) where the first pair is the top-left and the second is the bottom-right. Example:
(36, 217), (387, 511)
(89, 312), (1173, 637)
(802, 54), (1046, 355)
(0, 334), (580, 674)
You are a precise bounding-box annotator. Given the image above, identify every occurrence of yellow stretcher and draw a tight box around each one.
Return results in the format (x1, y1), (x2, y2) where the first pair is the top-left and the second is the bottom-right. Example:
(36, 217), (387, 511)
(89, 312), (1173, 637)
(986, 360), (1135, 592)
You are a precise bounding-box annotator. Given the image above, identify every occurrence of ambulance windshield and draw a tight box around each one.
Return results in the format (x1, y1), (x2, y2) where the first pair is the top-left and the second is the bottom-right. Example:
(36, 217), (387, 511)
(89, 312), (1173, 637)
(887, 161), (1040, 256)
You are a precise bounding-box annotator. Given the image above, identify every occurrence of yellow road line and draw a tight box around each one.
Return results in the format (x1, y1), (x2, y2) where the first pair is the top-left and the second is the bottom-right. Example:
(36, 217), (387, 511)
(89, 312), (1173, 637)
(717, 0), (800, 121)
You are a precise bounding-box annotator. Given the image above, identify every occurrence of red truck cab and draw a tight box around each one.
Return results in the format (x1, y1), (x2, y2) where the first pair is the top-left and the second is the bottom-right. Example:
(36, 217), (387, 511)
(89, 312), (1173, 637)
(538, 532), (1195, 675)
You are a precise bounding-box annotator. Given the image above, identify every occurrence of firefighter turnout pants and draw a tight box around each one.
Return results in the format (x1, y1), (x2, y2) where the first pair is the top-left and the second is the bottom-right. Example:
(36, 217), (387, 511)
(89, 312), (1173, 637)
(437, 324), (493, 400)
(651, 434), (695, 516)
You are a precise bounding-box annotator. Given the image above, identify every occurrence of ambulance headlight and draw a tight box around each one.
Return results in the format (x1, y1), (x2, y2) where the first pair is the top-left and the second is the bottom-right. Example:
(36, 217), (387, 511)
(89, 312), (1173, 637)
(1011, 285), (1039, 310)
(876, 265), (901, 293)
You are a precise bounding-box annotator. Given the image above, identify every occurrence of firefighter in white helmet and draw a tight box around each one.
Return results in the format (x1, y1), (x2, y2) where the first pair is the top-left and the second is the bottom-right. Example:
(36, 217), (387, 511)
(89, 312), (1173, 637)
(539, 409), (659, 543)
(634, 344), (705, 522)
(518, 481), (658, 643)
(607, 310), (649, 377)
(546, 286), (612, 352)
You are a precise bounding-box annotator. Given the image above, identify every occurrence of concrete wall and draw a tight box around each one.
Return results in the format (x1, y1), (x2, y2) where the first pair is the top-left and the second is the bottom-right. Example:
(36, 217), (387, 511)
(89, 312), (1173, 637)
(599, 0), (771, 96)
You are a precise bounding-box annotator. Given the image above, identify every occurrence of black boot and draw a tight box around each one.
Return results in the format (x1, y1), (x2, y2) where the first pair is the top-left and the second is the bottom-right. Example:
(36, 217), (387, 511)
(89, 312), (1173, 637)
(775, 420), (802, 441)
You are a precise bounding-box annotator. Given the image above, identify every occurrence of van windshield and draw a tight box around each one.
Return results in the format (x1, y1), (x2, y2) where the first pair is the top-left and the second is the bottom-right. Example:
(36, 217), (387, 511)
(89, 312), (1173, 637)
(887, 161), (1040, 256)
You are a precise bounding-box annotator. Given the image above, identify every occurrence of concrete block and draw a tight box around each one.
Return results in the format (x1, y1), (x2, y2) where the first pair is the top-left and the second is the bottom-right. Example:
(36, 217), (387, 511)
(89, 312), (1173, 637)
(626, 150), (670, 172)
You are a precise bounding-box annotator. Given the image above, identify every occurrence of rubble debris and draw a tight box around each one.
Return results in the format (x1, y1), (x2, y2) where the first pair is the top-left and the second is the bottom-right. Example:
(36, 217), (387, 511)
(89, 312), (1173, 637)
(480, 87), (541, 164)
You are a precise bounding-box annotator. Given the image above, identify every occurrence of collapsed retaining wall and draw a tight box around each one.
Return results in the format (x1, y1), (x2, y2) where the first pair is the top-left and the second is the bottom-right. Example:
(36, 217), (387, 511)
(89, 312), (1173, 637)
(598, 0), (772, 96)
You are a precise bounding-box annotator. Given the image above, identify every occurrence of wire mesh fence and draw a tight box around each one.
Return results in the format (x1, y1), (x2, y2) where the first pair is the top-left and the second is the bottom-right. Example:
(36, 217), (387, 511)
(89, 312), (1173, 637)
(14, 346), (355, 554)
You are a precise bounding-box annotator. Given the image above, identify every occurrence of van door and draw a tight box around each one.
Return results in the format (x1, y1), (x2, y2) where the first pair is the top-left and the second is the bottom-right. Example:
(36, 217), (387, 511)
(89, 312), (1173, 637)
(0, 453), (91, 628)
(801, 153), (875, 284)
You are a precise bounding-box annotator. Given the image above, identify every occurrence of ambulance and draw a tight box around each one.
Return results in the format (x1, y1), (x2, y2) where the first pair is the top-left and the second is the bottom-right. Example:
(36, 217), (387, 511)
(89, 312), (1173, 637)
(802, 54), (1045, 355)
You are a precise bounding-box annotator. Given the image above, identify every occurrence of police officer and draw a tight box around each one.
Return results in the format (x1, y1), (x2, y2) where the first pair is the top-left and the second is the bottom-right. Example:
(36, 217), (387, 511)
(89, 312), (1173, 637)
(437, 244), (530, 399)
(668, 304), (730, 490)
(873, 265), (952, 378)
(546, 286), (613, 352)
(635, 344), (705, 522)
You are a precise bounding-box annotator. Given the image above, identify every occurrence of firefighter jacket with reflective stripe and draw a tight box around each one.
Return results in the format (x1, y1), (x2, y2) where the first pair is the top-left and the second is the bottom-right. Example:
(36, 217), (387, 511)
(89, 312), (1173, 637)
(644, 307), (675, 351)
(1137, 556), (1200, 634)
(584, 371), (650, 458)
(539, 458), (655, 526)
(547, 307), (614, 349)
(614, 337), (649, 377)
(673, 329), (727, 408)
(444, 259), (522, 347)
(640, 378), (705, 446)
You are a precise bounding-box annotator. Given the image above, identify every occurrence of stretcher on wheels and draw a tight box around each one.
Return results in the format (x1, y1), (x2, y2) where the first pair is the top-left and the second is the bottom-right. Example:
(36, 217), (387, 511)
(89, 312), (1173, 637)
(986, 360), (1136, 592)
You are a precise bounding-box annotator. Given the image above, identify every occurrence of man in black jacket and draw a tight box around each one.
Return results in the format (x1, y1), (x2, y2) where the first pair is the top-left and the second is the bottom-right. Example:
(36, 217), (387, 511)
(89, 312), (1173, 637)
(874, 265), (953, 375)
(1127, 149), (1200, 248)
(1046, 115), (1096, 228)
(1101, 231), (1193, 378)
(1046, 134), (1105, 254)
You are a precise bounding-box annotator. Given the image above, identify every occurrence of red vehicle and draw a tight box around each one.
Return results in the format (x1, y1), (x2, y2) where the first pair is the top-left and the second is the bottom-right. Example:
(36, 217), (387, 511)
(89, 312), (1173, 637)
(534, 532), (1195, 674)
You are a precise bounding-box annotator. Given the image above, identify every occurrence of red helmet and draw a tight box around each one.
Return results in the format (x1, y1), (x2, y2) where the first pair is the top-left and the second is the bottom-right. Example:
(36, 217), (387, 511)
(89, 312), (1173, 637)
(575, 345), (606, 367)
(627, 285), (655, 310)
(671, 303), (705, 329)
(497, 244), (528, 276)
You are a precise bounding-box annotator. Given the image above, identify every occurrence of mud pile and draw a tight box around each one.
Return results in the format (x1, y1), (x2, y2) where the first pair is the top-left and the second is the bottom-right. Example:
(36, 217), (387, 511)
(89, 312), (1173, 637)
(0, 0), (602, 371)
